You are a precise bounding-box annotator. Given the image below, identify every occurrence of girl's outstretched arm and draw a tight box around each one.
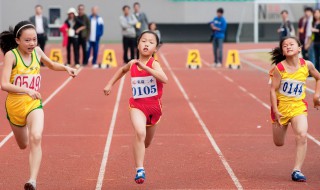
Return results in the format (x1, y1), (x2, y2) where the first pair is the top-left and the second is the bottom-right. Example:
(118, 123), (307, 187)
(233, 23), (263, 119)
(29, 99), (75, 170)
(103, 60), (132, 95)
(135, 60), (168, 84)
(307, 61), (320, 108)
(36, 47), (77, 77)
(270, 68), (282, 124)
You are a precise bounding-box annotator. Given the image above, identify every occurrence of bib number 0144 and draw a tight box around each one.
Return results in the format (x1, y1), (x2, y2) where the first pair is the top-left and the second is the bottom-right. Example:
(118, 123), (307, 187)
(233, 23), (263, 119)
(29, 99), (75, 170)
(280, 80), (304, 98)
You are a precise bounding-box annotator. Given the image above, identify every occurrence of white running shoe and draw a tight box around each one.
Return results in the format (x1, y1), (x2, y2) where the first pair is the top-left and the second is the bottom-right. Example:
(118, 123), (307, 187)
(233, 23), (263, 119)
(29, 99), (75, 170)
(92, 64), (99, 69)
(75, 64), (80, 69)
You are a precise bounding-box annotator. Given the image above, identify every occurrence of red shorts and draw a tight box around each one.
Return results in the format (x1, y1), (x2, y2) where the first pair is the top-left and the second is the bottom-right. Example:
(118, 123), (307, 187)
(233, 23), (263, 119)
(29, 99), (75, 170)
(129, 98), (162, 127)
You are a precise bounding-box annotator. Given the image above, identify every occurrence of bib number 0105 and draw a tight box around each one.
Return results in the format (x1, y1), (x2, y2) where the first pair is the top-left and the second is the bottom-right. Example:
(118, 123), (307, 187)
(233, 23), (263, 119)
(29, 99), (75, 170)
(14, 75), (41, 91)
(132, 85), (157, 97)
(131, 76), (158, 99)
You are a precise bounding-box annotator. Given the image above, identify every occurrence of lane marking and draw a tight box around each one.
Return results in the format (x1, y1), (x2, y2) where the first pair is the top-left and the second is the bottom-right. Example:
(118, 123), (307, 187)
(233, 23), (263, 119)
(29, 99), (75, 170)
(205, 57), (320, 147)
(95, 76), (125, 190)
(0, 67), (83, 148)
(160, 52), (243, 190)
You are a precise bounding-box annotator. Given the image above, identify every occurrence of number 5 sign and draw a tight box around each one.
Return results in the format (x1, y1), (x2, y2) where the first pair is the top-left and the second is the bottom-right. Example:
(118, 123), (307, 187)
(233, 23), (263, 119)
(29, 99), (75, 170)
(225, 50), (240, 69)
(49, 49), (63, 64)
(186, 49), (202, 69)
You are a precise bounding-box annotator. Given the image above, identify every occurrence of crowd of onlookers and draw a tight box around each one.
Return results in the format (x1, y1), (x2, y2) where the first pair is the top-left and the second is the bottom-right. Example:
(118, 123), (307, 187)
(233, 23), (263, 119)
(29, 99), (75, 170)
(29, 2), (161, 68)
(278, 6), (320, 72)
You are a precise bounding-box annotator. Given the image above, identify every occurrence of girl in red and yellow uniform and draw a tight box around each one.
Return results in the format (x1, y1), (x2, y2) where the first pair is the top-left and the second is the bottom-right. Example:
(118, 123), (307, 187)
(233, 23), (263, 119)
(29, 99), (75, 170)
(104, 31), (168, 184)
(0, 21), (77, 190)
(270, 36), (320, 182)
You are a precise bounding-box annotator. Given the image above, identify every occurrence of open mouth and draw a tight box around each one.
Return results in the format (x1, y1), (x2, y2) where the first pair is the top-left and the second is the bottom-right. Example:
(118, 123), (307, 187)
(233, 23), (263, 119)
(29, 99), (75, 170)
(143, 48), (148, 51)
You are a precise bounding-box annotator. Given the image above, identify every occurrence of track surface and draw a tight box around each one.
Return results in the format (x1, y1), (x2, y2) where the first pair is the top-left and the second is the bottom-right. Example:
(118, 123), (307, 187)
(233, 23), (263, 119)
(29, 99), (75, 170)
(0, 43), (320, 189)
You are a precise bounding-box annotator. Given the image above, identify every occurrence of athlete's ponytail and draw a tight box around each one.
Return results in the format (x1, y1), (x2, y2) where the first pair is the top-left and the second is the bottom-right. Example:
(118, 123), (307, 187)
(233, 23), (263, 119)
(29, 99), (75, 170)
(0, 20), (35, 55)
(270, 36), (302, 65)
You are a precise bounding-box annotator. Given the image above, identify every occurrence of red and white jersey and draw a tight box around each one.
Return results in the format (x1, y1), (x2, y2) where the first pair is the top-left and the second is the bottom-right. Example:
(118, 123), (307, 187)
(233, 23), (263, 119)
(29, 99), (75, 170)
(130, 57), (163, 102)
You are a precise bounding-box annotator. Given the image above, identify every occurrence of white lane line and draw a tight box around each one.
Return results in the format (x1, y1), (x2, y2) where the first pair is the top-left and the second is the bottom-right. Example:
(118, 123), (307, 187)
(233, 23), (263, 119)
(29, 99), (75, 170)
(213, 58), (320, 147)
(160, 52), (243, 190)
(224, 76), (234, 83)
(238, 86), (247, 92)
(0, 67), (83, 148)
(95, 76), (125, 190)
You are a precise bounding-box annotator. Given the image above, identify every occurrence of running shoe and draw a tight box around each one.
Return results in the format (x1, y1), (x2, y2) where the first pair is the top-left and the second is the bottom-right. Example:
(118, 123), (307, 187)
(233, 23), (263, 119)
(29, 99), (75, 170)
(291, 170), (307, 182)
(135, 169), (145, 184)
(24, 180), (36, 190)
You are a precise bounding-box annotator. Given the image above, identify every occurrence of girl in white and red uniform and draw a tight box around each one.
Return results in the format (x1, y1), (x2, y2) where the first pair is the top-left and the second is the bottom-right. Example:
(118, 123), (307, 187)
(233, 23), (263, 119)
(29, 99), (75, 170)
(104, 30), (168, 184)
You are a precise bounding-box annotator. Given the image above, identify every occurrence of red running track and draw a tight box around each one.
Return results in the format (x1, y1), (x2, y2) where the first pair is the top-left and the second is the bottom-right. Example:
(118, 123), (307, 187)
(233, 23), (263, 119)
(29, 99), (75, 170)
(0, 43), (320, 189)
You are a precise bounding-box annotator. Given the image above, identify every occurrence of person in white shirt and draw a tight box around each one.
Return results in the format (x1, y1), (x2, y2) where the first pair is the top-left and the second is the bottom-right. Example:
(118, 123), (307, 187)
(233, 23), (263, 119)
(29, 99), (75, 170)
(29, 4), (49, 65)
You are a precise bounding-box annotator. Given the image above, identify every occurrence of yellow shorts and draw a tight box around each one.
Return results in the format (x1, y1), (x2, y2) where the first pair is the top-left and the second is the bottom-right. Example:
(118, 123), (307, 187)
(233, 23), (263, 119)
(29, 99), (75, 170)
(271, 100), (308, 126)
(5, 94), (42, 127)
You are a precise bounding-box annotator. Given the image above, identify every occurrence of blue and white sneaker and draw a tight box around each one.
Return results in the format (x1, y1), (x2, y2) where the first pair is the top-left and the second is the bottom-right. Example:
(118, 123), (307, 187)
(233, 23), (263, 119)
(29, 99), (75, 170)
(135, 169), (146, 184)
(291, 170), (307, 182)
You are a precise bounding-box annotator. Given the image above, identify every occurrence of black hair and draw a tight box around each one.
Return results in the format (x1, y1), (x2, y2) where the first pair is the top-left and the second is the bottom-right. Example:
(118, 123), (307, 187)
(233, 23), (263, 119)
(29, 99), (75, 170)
(0, 20), (35, 55)
(78, 4), (84, 8)
(122, 5), (130, 11)
(304, 7), (314, 13)
(280, 10), (288, 14)
(137, 30), (160, 47)
(133, 2), (140, 7)
(217, 8), (224, 14)
(270, 36), (302, 65)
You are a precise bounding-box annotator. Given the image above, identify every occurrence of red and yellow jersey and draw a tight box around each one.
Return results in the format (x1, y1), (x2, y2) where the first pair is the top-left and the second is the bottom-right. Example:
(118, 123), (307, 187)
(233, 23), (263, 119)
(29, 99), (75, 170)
(275, 58), (309, 103)
(10, 48), (41, 93)
(130, 57), (163, 102)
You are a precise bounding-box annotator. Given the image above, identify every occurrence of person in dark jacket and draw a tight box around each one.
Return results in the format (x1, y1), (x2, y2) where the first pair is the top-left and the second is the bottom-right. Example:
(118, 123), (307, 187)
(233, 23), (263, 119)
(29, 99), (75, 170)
(64, 7), (85, 68)
(77, 4), (90, 66)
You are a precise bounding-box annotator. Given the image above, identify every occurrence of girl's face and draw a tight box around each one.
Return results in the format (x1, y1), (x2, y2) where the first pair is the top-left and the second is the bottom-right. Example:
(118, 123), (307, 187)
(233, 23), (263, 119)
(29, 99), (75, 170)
(281, 38), (301, 57)
(138, 33), (157, 57)
(16, 28), (37, 54)
(315, 10), (320, 20)
(149, 23), (156, 31)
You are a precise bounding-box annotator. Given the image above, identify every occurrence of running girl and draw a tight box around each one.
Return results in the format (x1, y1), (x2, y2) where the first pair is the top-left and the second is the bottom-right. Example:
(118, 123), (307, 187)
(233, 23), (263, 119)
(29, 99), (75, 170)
(103, 31), (168, 184)
(270, 36), (320, 182)
(0, 21), (77, 190)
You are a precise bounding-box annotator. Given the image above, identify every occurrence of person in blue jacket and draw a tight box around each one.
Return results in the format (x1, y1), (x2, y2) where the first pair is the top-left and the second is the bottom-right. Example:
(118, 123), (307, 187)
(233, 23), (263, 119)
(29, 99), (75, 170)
(87, 6), (104, 69)
(210, 8), (227, 67)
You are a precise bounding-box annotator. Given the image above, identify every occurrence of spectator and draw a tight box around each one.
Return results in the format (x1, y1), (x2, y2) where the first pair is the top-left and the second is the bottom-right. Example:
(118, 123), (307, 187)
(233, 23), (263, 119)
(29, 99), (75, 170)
(77, 4), (90, 66)
(210, 8), (227, 67)
(120, 5), (138, 64)
(277, 10), (295, 39)
(87, 6), (104, 69)
(64, 7), (85, 68)
(133, 2), (149, 58)
(312, 9), (320, 71)
(149, 22), (161, 43)
(29, 4), (49, 65)
(298, 7), (314, 62)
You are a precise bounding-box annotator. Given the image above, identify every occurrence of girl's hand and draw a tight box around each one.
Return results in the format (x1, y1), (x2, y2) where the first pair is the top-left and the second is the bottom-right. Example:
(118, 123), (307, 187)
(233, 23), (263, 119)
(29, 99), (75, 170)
(135, 60), (148, 70)
(26, 89), (41, 100)
(274, 110), (283, 125)
(66, 66), (77, 78)
(103, 84), (112, 95)
(313, 95), (320, 109)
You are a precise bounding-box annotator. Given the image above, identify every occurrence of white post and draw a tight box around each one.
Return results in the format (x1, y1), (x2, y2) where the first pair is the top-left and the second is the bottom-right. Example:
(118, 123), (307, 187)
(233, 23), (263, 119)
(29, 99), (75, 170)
(254, 0), (259, 43)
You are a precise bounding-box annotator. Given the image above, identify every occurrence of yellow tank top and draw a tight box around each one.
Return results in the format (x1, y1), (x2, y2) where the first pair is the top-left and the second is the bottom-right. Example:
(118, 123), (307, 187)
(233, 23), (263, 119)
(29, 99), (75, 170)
(10, 48), (41, 92)
(276, 58), (308, 103)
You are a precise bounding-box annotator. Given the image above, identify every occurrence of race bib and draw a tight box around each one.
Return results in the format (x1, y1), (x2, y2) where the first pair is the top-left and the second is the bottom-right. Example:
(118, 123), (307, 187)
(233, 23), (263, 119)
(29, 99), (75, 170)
(13, 74), (41, 91)
(131, 76), (158, 99)
(279, 79), (304, 98)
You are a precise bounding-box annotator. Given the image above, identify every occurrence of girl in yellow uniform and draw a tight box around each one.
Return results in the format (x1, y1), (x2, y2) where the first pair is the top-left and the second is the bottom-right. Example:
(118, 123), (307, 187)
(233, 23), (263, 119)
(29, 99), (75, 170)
(270, 36), (320, 182)
(0, 21), (77, 190)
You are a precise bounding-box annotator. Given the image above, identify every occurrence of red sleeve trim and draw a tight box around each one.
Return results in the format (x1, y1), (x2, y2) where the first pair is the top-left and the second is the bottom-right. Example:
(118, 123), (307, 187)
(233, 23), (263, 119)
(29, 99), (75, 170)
(276, 62), (285, 72)
(299, 58), (306, 66)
